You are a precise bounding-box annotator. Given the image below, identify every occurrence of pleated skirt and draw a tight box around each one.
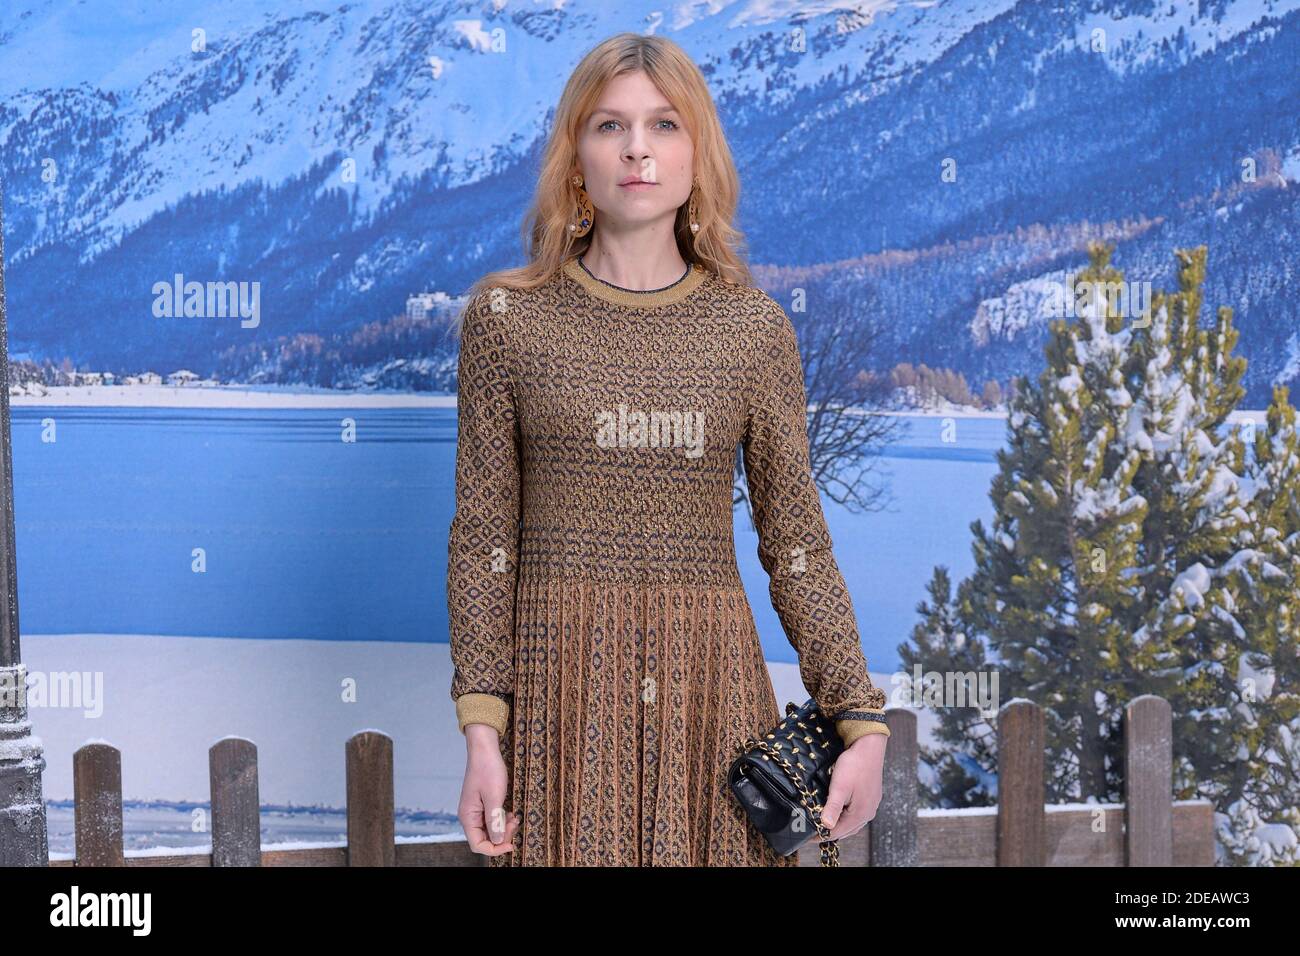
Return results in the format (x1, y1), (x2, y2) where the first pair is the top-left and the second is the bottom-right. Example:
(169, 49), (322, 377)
(487, 573), (798, 867)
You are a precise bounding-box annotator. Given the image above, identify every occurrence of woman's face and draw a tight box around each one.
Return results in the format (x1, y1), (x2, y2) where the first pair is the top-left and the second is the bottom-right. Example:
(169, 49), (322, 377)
(574, 70), (694, 233)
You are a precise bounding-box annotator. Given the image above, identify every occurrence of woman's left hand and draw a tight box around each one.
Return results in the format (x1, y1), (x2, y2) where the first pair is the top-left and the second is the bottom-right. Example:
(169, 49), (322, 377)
(821, 733), (887, 840)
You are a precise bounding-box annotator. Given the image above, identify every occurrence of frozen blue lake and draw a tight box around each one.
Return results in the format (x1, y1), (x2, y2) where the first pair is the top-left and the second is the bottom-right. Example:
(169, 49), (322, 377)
(11, 406), (1001, 673)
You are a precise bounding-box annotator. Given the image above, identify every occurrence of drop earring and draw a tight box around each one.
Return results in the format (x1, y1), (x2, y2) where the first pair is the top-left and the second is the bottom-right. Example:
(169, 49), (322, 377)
(568, 174), (594, 237)
(687, 177), (701, 235)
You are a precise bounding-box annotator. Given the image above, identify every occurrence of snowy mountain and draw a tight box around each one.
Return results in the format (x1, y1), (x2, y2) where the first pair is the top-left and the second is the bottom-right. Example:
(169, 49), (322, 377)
(0, 0), (1296, 403)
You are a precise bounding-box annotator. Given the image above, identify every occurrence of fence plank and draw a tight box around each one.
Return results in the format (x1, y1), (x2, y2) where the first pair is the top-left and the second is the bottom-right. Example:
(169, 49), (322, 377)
(210, 737), (261, 866)
(73, 743), (123, 866)
(1125, 694), (1173, 866)
(1172, 801), (1216, 866)
(869, 708), (918, 866)
(346, 731), (394, 866)
(919, 807), (997, 866)
(997, 699), (1045, 865)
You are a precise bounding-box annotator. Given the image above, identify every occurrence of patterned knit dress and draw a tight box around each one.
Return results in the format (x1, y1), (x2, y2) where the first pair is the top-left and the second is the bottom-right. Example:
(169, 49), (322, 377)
(447, 256), (890, 867)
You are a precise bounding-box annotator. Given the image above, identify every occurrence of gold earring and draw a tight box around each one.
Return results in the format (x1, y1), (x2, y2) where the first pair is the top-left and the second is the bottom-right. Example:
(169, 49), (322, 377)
(569, 174), (593, 237)
(687, 177), (701, 235)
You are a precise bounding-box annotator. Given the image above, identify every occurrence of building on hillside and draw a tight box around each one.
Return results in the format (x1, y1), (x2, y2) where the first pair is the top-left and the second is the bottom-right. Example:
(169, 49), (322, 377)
(406, 291), (456, 321)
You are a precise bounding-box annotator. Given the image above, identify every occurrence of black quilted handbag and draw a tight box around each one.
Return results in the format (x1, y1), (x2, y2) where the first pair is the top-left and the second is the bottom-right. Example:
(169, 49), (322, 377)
(727, 698), (847, 867)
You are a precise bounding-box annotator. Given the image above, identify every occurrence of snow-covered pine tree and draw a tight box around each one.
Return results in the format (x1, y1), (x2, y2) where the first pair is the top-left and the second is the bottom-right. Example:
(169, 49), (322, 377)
(910, 241), (1298, 858)
(1122, 247), (1258, 805)
(1214, 386), (1300, 864)
(964, 242), (1147, 802)
(901, 566), (997, 807)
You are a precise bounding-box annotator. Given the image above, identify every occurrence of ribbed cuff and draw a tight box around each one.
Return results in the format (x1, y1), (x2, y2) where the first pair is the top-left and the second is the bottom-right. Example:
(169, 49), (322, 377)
(835, 708), (890, 746)
(455, 692), (510, 737)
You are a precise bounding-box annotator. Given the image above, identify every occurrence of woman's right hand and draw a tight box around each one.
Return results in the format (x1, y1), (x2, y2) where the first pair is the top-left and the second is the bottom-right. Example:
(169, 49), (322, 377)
(458, 724), (520, 857)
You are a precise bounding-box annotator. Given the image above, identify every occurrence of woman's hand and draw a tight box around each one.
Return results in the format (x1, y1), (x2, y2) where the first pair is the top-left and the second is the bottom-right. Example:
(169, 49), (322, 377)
(822, 733), (887, 840)
(458, 724), (520, 856)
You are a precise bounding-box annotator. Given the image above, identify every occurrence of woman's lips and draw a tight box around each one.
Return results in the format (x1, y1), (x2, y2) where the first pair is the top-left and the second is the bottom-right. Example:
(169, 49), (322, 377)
(619, 181), (657, 191)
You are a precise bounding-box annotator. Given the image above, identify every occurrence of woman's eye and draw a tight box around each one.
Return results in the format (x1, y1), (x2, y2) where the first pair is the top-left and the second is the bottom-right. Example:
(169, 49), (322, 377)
(596, 119), (679, 132)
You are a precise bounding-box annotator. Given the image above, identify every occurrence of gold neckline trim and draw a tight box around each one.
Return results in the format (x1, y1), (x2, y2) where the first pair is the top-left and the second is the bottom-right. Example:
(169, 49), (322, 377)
(562, 257), (708, 309)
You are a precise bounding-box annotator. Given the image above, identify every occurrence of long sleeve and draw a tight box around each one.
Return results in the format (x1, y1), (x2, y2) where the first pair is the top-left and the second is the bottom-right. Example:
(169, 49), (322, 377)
(741, 302), (890, 745)
(446, 289), (520, 738)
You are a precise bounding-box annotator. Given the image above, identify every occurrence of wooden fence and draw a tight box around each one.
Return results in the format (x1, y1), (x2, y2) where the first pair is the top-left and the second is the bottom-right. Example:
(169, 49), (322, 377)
(47, 693), (1214, 866)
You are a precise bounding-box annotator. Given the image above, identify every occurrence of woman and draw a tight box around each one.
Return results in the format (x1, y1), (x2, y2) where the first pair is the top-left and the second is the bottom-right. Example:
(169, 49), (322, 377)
(447, 32), (890, 867)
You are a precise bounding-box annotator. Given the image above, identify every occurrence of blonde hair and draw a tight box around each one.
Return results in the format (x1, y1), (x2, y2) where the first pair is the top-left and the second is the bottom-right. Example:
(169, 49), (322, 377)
(467, 32), (753, 302)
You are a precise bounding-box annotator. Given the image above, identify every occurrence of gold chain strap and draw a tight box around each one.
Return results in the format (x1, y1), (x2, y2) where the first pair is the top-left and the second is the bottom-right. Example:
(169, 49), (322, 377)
(737, 703), (841, 867)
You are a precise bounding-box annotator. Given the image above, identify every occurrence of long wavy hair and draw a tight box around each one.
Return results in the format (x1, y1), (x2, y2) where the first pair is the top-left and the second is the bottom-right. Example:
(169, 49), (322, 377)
(466, 32), (752, 302)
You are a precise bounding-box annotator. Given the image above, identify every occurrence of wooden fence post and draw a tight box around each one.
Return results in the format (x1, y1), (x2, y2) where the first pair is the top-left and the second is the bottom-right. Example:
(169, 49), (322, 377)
(346, 731), (394, 866)
(997, 699), (1045, 866)
(1124, 694), (1173, 866)
(73, 742), (123, 866)
(210, 736), (261, 866)
(869, 708), (918, 866)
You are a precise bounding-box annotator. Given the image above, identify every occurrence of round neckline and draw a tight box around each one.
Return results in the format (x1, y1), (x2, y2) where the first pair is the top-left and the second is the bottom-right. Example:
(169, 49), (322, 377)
(578, 254), (690, 293)
(562, 256), (708, 309)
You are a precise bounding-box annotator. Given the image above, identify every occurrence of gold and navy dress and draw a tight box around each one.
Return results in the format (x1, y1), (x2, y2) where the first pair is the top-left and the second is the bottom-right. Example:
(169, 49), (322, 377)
(447, 256), (889, 866)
